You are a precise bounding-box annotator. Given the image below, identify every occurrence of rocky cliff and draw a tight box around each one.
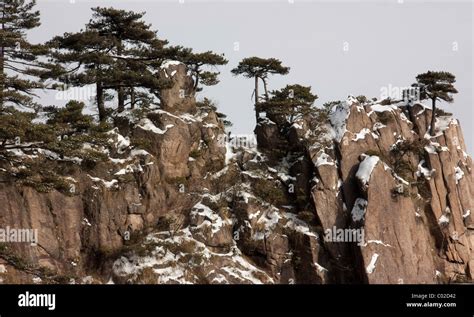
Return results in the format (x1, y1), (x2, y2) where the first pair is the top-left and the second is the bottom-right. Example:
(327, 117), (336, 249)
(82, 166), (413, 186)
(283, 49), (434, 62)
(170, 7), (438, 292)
(0, 63), (472, 284)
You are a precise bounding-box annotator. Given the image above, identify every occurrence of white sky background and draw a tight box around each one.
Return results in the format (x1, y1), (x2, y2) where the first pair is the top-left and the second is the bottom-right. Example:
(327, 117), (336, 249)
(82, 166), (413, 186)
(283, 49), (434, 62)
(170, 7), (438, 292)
(30, 0), (473, 153)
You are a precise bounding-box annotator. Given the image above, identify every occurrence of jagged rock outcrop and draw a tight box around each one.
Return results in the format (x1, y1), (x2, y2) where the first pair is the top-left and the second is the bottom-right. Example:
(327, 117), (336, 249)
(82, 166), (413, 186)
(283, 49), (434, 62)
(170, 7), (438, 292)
(0, 65), (472, 284)
(158, 61), (196, 114)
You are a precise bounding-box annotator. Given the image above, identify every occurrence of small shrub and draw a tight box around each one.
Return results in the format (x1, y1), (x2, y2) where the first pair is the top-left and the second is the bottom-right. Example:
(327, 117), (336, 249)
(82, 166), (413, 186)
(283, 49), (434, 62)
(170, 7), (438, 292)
(130, 136), (152, 153)
(322, 101), (340, 113)
(42, 172), (71, 192)
(448, 273), (469, 284)
(356, 95), (368, 104)
(391, 138), (430, 159)
(393, 160), (415, 183)
(46, 100), (93, 133)
(0, 243), (31, 270)
(0, 243), (78, 283)
(15, 168), (34, 179)
(435, 108), (452, 117)
(189, 149), (201, 159)
(196, 98), (217, 111)
(14, 160), (75, 195)
(162, 213), (185, 237)
(391, 184), (410, 198)
(389, 139), (431, 184)
(253, 179), (287, 206)
(129, 107), (150, 122)
(117, 173), (136, 184)
(376, 111), (393, 125)
(90, 121), (113, 134)
(414, 179), (432, 200)
(298, 211), (316, 225)
(22, 175), (72, 194)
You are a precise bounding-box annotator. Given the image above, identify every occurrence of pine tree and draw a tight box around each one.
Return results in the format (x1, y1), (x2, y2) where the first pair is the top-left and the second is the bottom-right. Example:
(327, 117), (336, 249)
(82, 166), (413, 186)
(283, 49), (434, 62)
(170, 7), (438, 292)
(49, 29), (112, 121)
(261, 84), (318, 124)
(87, 7), (169, 112)
(413, 71), (458, 136)
(270, 84), (317, 105)
(0, 106), (54, 152)
(44, 100), (93, 135)
(49, 7), (171, 121)
(179, 50), (228, 92)
(231, 57), (289, 121)
(0, 0), (53, 110)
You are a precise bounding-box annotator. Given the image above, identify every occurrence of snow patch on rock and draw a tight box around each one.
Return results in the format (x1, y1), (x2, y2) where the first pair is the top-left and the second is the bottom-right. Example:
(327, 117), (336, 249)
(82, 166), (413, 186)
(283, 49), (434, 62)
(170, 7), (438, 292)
(137, 118), (174, 134)
(314, 152), (335, 167)
(356, 155), (380, 186)
(160, 60), (182, 69)
(88, 175), (118, 189)
(366, 253), (379, 274)
(416, 160), (434, 180)
(107, 128), (130, 154)
(329, 100), (351, 142)
(112, 227), (274, 284)
(351, 198), (368, 222)
(438, 214), (450, 225)
(454, 166), (464, 184)
(367, 104), (397, 116)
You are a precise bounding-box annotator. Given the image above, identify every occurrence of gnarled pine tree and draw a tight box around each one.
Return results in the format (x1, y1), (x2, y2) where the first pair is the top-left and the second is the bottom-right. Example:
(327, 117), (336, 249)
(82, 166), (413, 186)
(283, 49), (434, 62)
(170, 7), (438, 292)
(178, 49), (228, 93)
(259, 84), (318, 128)
(413, 71), (458, 136)
(0, 0), (54, 110)
(231, 57), (289, 121)
(49, 7), (173, 121)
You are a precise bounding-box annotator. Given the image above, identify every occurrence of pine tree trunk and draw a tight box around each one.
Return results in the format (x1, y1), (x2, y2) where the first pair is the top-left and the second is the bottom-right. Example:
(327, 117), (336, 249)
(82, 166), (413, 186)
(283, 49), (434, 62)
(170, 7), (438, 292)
(0, 2), (5, 110)
(130, 87), (135, 109)
(255, 75), (259, 122)
(430, 97), (436, 136)
(116, 40), (125, 113)
(262, 77), (269, 101)
(97, 82), (106, 122)
(193, 70), (199, 92)
(117, 87), (125, 113)
(0, 44), (4, 111)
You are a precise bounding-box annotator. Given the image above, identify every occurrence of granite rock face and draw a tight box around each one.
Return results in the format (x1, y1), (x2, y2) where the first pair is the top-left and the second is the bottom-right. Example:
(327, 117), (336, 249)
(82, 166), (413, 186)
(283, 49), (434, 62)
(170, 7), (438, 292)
(0, 66), (472, 284)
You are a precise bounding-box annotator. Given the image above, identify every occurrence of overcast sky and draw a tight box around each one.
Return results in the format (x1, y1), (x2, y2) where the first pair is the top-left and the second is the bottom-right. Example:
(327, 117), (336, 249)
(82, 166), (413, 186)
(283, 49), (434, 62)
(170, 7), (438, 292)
(30, 0), (473, 153)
